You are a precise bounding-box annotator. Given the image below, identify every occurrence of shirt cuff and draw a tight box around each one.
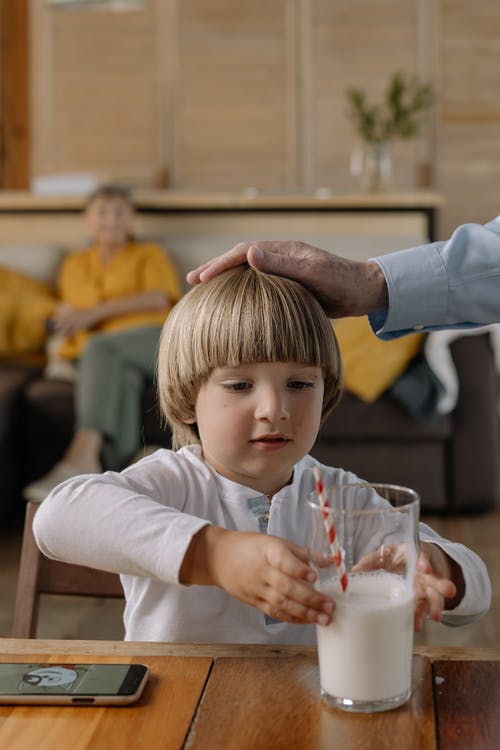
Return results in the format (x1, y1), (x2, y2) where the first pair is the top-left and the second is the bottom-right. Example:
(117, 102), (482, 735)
(370, 243), (448, 337)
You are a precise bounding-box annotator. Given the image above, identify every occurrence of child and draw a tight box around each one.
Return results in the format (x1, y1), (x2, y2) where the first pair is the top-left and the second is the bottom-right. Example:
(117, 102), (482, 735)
(34, 267), (491, 643)
(24, 184), (181, 501)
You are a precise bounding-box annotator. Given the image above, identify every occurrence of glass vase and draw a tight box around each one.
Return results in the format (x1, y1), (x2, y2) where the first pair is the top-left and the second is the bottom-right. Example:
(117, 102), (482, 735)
(361, 141), (392, 192)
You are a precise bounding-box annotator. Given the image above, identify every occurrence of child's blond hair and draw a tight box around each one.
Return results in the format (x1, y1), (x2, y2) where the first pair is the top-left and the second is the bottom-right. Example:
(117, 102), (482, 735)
(158, 266), (343, 449)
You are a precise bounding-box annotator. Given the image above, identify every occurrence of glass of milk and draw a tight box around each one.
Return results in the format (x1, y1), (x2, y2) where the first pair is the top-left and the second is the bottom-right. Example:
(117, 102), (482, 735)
(308, 482), (419, 713)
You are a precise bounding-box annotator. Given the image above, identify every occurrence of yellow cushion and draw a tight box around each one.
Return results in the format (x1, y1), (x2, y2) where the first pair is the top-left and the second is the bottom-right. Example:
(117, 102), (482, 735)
(0, 266), (57, 359)
(334, 316), (424, 402)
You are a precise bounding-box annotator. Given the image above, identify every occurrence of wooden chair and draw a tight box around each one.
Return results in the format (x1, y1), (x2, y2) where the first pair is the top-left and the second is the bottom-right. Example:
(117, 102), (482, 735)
(12, 500), (124, 638)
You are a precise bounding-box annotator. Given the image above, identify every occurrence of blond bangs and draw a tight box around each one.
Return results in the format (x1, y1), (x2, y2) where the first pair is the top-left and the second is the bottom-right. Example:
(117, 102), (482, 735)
(158, 267), (343, 448)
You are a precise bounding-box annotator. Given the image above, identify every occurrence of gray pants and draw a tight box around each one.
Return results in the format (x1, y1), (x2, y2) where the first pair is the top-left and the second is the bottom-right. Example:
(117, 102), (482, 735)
(76, 326), (162, 469)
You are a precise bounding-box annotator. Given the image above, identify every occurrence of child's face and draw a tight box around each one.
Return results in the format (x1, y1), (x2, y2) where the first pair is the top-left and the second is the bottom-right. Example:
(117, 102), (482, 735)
(190, 361), (324, 496)
(85, 196), (134, 249)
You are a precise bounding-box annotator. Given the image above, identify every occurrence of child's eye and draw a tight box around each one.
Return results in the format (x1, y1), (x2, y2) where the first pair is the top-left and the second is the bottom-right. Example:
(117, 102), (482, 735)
(288, 380), (314, 390)
(224, 382), (252, 392)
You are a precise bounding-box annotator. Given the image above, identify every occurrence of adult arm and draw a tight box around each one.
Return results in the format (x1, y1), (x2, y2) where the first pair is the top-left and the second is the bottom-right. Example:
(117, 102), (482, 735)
(187, 217), (500, 337)
(371, 217), (500, 337)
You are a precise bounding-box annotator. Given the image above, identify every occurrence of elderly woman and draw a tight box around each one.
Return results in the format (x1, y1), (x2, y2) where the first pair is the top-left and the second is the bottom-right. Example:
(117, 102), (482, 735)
(24, 184), (181, 501)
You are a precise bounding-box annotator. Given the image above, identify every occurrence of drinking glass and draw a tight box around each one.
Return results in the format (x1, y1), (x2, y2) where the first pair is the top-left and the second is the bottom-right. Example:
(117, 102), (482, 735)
(308, 482), (419, 713)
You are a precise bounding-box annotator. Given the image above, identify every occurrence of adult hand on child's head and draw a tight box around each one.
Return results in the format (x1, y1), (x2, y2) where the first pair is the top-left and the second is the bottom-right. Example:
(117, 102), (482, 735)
(186, 240), (388, 319)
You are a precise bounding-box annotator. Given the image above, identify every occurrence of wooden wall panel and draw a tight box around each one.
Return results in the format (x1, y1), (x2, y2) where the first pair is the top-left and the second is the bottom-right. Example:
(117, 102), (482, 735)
(173, 0), (298, 189)
(438, 1), (500, 236)
(30, 0), (165, 187)
(18, 0), (500, 241)
(305, 0), (423, 191)
(0, 0), (30, 188)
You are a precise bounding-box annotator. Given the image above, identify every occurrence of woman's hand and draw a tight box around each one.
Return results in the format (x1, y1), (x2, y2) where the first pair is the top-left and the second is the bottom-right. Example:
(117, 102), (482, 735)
(49, 303), (100, 335)
(180, 526), (335, 626)
(49, 290), (170, 336)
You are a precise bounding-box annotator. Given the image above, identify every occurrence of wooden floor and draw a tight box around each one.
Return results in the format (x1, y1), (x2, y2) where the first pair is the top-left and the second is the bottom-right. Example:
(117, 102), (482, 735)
(1, 507), (498, 646)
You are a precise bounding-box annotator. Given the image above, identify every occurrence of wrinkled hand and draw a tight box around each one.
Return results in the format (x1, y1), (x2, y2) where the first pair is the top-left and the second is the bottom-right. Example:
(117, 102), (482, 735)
(185, 528), (335, 626)
(186, 240), (387, 318)
(49, 303), (100, 336)
(353, 542), (458, 632)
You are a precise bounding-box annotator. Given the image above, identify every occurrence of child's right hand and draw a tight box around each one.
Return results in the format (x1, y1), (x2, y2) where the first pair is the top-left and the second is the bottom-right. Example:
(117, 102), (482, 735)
(179, 526), (335, 626)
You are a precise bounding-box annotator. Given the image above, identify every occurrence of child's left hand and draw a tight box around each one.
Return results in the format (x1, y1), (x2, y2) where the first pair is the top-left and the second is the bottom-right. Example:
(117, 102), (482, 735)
(414, 542), (463, 631)
(353, 541), (463, 631)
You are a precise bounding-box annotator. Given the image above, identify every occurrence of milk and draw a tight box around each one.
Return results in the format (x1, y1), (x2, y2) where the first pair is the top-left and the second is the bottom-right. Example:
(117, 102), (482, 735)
(317, 571), (414, 704)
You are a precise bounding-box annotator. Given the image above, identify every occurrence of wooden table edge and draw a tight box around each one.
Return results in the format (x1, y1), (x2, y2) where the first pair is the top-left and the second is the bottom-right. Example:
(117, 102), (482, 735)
(1, 638), (499, 662)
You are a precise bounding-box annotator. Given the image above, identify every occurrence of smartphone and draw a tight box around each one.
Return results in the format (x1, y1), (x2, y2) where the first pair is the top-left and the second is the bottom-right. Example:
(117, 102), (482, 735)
(0, 662), (149, 706)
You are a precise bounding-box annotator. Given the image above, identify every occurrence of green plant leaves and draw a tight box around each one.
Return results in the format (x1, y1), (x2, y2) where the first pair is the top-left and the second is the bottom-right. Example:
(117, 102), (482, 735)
(346, 72), (433, 143)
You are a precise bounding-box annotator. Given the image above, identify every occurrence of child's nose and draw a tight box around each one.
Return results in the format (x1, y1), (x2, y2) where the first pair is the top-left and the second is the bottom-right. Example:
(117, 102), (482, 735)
(255, 388), (289, 421)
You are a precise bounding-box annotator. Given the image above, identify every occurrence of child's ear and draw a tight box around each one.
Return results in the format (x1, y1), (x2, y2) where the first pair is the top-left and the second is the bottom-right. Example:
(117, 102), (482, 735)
(182, 409), (197, 425)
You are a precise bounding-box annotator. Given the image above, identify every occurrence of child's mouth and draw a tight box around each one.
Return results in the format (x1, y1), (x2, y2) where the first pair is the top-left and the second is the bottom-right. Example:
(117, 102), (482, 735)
(251, 435), (290, 449)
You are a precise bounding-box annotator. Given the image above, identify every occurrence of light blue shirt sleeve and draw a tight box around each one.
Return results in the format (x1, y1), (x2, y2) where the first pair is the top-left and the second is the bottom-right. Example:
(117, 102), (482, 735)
(368, 216), (500, 339)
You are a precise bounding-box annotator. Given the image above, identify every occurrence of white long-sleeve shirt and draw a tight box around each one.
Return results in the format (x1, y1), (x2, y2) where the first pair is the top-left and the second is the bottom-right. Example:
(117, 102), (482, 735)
(34, 446), (491, 643)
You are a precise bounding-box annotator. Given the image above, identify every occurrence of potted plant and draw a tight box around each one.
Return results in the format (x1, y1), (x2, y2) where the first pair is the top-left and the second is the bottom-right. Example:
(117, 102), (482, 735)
(346, 72), (433, 190)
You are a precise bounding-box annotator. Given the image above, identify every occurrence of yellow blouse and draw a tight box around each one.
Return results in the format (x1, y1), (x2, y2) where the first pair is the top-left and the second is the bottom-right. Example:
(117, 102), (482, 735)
(57, 242), (181, 360)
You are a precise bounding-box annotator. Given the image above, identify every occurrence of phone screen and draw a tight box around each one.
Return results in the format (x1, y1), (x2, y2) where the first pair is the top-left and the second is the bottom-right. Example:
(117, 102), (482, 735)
(0, 663), (147, 697)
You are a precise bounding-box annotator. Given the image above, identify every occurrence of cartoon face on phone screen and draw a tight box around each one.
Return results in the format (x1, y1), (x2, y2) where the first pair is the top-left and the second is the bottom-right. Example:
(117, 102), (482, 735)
(19, 666), (78, 691)
(0, 662), (149, 705)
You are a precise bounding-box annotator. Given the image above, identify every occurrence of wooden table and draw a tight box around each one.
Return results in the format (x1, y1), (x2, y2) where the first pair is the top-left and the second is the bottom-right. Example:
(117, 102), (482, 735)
(0, 640), (498, 749)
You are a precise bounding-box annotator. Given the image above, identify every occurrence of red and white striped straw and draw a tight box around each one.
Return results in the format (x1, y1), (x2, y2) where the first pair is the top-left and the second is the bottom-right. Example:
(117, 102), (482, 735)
(313, 467), (348, 592)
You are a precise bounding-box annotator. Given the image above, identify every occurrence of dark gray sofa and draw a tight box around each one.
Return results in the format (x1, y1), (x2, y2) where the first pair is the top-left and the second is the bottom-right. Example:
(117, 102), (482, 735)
(1, 332), (499, 521)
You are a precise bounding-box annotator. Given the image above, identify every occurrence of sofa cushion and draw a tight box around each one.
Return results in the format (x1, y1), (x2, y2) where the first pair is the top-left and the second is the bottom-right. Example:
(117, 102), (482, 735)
(0, 267), (57, 359)
(310, 440), (448, 511)
(0, 364), (41, 519)
(22, 378), (171, 447)
(334, 315), (424, 402)
(320, 390), (452, 441)
(0, 365), (41, 437)
(23, 378), (75, 436)
(0, 243), (66, 284)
